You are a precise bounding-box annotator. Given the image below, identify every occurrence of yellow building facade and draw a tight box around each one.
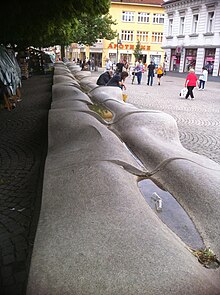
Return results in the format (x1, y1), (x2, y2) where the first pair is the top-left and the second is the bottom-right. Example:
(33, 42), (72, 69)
(105, 0), (165, 66)
(71, 0), (165, 67)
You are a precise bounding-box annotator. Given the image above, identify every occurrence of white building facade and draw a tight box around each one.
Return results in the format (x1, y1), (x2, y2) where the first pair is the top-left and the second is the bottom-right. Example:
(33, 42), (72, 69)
(162, 0), (220, 76)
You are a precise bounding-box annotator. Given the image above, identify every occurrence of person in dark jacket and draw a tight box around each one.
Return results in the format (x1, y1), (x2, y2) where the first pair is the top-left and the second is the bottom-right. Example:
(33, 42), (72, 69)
(96, 70), (113, 86)
(106, 71), (128, 90)
(116, 60), (124, 73)
(147, 61), (155, 86)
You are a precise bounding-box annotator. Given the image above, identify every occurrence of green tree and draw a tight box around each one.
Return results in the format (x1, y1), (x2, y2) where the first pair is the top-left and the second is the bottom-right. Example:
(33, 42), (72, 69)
(133, 40), (142, 61)
(0, 0), (111, 49)
(73, 14), (117, 46)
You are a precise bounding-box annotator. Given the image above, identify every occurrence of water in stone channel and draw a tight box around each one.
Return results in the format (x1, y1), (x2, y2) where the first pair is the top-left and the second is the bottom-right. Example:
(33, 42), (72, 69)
(138, 178), (204, 250)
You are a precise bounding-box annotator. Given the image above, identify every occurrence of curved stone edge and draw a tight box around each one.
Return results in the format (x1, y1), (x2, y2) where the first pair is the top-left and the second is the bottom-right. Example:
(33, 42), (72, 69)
(27, 62), (220, 294)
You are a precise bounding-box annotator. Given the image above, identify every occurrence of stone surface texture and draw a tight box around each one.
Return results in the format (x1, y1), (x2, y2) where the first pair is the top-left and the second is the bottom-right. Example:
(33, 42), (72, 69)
(27, 62), (220, 295)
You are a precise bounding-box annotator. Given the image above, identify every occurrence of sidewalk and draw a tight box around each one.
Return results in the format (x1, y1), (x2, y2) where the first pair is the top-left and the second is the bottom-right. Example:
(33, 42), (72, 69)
(165, 70), (220, 82)
(0, 75), (52, 295)
(96, 67), (220, 82)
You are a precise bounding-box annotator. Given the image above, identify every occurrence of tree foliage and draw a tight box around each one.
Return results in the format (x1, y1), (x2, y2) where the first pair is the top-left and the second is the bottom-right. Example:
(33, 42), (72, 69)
(73, 14), (117, 46)
(0, 0), (112, 49)
(133, 40), (142, 60)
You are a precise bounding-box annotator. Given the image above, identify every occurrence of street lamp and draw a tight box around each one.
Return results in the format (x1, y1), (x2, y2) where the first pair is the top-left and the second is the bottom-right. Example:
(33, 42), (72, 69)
(116, 34), (122, 63)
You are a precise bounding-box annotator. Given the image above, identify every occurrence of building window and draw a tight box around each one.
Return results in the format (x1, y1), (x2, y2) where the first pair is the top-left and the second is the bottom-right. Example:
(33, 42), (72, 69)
(122, 11), (135, 22)
(121, 30), (134, 42)
(192, 14), (199, 33)
(153, 13), (165, 24)
(136, 31), (149, 42)
(179, 16), (185, 35)
(168, 19), (173, 35)
(137, 12), (150, 23)
(207, 11), (214, 32)
(152, 32), (163, 43)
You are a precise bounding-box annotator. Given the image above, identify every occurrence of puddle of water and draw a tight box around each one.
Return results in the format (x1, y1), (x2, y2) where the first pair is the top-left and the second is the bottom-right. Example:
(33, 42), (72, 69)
(138, 178), (204, 250)
(89, 104), (113, 121)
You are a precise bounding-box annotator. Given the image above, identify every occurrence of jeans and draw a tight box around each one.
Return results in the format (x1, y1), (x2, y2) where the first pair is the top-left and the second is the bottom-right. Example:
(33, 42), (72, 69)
(147, 74), (154, 85)
(136, 72), (142, 84)
(199, 80), (205, 89)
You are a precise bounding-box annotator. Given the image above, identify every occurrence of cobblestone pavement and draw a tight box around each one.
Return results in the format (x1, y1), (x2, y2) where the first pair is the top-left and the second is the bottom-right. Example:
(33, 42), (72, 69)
(0, 70), (219, 294)
(0, 75), (52, 295)
(92, 70), (220, 164)
(123, 73), (220, 165)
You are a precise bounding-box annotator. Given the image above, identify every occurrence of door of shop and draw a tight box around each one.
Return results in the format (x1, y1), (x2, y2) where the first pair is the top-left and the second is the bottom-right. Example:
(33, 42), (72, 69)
(204, 48), (215, 75)
(184, 49), (197, 72)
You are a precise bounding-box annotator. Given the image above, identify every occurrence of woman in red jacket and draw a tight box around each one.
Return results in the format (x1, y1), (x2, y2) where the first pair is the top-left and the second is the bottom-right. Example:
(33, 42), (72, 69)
(185, 68), (199, 100)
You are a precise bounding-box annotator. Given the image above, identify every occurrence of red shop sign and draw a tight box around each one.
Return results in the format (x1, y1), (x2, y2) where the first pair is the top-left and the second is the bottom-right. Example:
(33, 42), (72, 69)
(205, 57), (214, 62)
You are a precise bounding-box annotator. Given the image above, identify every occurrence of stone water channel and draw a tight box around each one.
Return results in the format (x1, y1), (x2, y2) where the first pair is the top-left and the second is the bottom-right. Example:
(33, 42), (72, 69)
(27, 63), (220, 295)
(90, 102), (220, 269)
(90, 105), (204, 246)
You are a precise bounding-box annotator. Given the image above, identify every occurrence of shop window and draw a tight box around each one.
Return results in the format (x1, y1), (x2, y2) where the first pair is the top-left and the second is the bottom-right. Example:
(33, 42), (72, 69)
(184, 49), (197, 72)
(152, 32), (163, 43)
(207, 11), (214, 32)
(138, 12), (150, 23)
(136, 31), (149, 43)
(192, 14), (199, 33)
(204, 48), (215, 75)
(122, 11), (135, 22)
(179, 17), (185, 35)
(121, 30), (134, 42)
(153, 13), (165, 24)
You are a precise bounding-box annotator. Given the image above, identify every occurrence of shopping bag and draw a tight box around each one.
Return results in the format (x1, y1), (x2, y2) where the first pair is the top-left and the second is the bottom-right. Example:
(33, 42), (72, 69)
(179, 87), (187, 98)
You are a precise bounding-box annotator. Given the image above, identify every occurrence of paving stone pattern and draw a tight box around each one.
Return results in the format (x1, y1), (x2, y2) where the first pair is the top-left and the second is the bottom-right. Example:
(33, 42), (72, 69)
(0, 75), (52, 295)
(121, 73), (220, 165)
(0, 70), (219, 294)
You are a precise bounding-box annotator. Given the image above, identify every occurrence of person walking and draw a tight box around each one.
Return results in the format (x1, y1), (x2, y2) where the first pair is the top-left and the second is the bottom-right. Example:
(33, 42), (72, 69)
(116, 60), (124, 73)
(134, 61), (143, 85)
(157, 65), (163, 85)
(105, 58), (112, 71)
(185, 68), (198, 100)
(147, 61), (155, 86)
(198, 67), (208, 90)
